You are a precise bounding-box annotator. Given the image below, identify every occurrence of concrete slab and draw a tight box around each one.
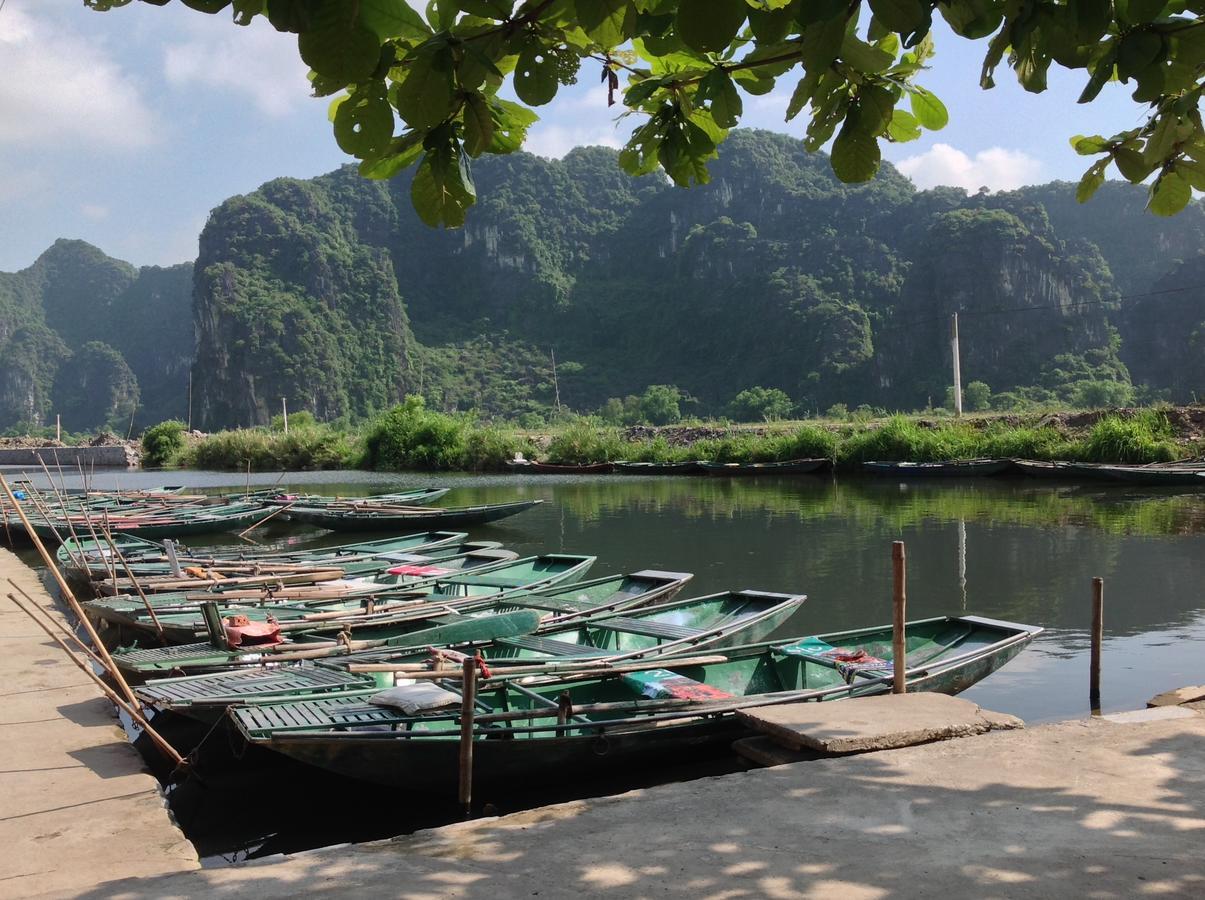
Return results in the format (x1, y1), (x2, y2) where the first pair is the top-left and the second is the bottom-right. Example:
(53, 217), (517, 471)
(72, 712), (1205, 900)
(1148, 684), (1205, 707)
(1101, 705), (1199, 724)
(730, 736), (818, 768)
(0, 548), (198, 899)
(735, 692), (1023, 753)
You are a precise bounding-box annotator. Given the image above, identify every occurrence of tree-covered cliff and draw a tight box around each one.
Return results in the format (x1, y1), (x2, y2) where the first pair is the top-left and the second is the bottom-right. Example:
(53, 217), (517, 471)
(0, 240), (191, 431)
(5, 130), (1203, 432)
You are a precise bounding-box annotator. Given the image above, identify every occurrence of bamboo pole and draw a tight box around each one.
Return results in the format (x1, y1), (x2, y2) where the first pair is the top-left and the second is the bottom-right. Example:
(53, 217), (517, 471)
(1090, 577), (1104, 706)
(892, 540), (907, 694)
(0, 474), (141, 708)
(458, 656), (476, 816)
(100, 525), (167, 645)
(237, 501), (295, 539)
(5, 591), (184, 768)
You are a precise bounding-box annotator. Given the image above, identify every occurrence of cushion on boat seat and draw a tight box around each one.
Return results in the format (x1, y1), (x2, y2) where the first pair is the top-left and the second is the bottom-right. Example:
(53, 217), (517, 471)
(621, 669), (734, 701)
(369, 683), (462, 714)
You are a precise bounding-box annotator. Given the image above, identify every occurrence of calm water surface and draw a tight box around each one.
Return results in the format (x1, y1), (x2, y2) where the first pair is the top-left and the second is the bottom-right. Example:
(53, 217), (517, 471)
(11, 466), (1205, 859)
(15, 465), (1205, 722)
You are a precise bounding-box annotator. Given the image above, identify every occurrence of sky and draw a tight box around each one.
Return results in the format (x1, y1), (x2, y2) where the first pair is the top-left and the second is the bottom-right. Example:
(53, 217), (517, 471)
(0, 0), (1147, 272)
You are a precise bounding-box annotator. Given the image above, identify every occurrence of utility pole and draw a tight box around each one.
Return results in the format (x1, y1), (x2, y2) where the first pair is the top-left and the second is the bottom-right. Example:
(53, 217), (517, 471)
(950, 312), (963, 417)
(187, 371), (193, 431)
(550, 348), (561, 415)
(281, 397), (289, 434)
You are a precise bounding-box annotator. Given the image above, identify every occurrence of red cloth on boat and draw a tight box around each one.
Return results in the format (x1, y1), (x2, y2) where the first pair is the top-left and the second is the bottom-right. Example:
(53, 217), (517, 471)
(223, 613), (283, 647)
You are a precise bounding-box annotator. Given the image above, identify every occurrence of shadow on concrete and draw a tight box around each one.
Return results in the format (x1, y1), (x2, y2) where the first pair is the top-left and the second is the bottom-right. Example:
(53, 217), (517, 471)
(71, 717), (1205, 898)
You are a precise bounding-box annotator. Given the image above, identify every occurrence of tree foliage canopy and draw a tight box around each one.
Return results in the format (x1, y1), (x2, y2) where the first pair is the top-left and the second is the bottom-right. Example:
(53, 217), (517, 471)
(91, 1), (1204, 221)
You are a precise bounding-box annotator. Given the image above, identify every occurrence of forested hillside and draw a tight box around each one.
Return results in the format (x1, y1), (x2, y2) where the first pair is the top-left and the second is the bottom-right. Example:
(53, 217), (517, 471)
(3, 130), (1203, 432)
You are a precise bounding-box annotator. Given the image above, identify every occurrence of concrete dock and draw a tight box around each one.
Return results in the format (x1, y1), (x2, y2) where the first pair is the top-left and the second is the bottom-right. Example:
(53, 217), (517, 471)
(67, 706), (1205, 899)
(0, 548), (198, 899)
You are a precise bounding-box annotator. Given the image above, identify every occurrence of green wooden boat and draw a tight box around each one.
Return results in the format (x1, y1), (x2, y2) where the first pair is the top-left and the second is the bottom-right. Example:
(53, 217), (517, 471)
(230, 615), (1040, 792)
(58, 530), (469, 584)
(699, 459), (830, 476)
(614, 461), (705, 475)
(859, 459), (1016, 477)
(88, 548), (588, 645)
(285, 499), (544, 533)
(257, 488), (450, 508)
(7, 500), (272, 544)
(134, 570), (696, 720)
(108, 553), (599, 674)
(89, 537), (497, 597)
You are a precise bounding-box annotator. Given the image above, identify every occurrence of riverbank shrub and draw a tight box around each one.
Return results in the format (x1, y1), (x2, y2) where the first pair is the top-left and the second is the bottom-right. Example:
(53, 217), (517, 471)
(1077, 411), (1178, 463)
(141, 419), (187, 467)
(545, 420), (626, 464)
(185, 424), (352, 470)
(360, 396), (470, 470)
(838, 418), (981, 463)
(462, 424), (533, 471)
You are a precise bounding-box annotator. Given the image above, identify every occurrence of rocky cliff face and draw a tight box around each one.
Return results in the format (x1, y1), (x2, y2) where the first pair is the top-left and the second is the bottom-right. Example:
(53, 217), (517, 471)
(0, 240), (191, 430)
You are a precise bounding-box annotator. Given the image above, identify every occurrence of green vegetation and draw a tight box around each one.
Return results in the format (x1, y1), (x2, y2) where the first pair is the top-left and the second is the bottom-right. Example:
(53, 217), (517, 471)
(140, 420), (187, 468)
(140, 404), (1199, 472)
(728, 387), (794, 422)
(94, 1), (1205, 224)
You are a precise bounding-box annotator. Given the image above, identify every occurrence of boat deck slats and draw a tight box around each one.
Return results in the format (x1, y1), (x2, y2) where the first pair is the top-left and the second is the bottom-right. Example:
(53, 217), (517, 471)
(115, 641), (224, 663)
(590, 617), (701, 641)
(234, 696), (403, 735)
(137, 666), (365, 704)
(495, 635), (601, 657)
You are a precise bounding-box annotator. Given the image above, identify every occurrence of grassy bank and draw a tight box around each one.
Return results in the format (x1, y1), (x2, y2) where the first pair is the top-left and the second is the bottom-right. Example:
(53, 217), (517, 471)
(141, 401), (1202, 472)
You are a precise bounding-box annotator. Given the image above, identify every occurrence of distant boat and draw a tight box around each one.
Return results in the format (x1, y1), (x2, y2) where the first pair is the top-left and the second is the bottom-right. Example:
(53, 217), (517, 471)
(859, 459), (1015, 477)
(700, 459), (830, 476)
(614, 461), (705, 475)
(507, 461), (615, 474)
(285, 499), (544, 532)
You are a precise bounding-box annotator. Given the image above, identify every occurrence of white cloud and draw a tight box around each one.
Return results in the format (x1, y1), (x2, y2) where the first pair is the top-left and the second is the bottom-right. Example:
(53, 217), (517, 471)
(80, 204), (110, 221)
(0, 7), (155, 147)
(895, 143), (1043, 192)
(524, 124), (625, 159)
(163, 16), (313, 117)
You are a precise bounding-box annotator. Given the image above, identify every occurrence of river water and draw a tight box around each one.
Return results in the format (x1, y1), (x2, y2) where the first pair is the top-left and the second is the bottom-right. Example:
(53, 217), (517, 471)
(9, 467), (1205, 858)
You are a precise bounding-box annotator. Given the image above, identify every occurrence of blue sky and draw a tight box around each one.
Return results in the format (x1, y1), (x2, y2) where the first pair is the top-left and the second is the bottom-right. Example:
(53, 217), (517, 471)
(0, 1), (1145, 272)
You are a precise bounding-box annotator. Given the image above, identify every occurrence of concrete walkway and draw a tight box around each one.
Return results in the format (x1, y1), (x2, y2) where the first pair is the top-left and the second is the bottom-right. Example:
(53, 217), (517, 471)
(0, 548), (198, 899)
(66, 708), (1205, 899)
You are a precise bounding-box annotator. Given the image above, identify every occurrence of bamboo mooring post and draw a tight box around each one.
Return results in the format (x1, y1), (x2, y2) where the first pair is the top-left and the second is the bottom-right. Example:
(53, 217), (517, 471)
(458, 656), (477, 817)
(892, 541), (907, 694)
(1090, 577), (1104, 705)
(281, 397), (289, 434)
(55, 414), (61, 443)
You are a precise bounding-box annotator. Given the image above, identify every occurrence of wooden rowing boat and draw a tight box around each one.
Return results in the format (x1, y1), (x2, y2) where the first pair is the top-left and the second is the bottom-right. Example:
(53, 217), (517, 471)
(614, 461), (705, 475)
(507, 461), (616, 475)
(285, 499), (544, 533)
(699, 459), (830, 476)
(859, 459), (1016, 477)
(230, 615), (1040, 791)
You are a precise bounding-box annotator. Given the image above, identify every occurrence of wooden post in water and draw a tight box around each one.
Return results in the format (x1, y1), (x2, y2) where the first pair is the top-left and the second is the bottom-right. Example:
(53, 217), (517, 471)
(1090, 577), (1104, 706)
(892, 541), (907, 694)
(281, 397), (289, 434)
(458, 656), (477, 817)
(55, 414), (61, 442)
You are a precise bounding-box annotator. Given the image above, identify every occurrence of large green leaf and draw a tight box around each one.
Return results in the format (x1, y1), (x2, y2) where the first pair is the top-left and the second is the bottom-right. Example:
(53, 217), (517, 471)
(577, 0), (636, 48)
(394, 43), (456, 129)
(514, 45), (560, 105)
(831, 115), (882, 182)
(675, 0), (746, 54)
(868, 0), (926, 35)
(411, 142), (477, 227)
(359, 0), (431, 40)
(462, 92), (494, 156)
(298, 13), (381, 83)
(333, 86), (394, 157)
(910, 88), (948, 129)
(697, 68), (742, 128)
(748, 0), (799, 43)
(1148, 170), (1192, 216)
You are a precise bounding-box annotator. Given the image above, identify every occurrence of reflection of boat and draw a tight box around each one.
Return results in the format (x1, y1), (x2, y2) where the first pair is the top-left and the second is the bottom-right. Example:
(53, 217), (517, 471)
(699, 459), (830, 476)
(286, 499), (543, 532)
(860, 459), (1015, 477)
(233, 614), (1040, 792)
(614, 461), (705, 475)
(507, 461), (615, 474)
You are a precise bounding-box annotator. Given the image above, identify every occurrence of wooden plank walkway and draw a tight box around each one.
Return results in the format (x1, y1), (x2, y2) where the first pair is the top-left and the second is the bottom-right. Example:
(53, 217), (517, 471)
(0, 548), (197, 898)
